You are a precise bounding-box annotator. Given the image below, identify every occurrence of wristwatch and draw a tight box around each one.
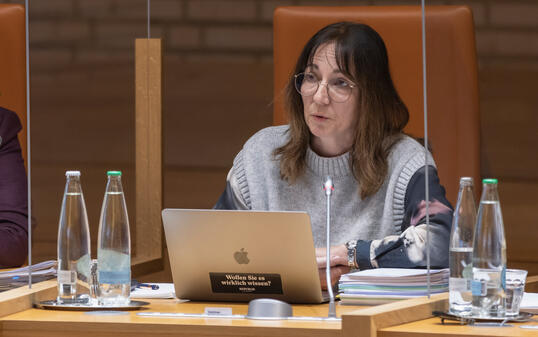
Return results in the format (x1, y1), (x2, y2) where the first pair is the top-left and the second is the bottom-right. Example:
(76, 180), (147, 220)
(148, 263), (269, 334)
(345, 240), (359, 270)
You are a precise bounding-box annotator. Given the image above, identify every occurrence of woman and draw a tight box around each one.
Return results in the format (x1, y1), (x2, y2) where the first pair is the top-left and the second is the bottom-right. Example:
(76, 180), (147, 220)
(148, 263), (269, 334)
(215, 22), (452, 288)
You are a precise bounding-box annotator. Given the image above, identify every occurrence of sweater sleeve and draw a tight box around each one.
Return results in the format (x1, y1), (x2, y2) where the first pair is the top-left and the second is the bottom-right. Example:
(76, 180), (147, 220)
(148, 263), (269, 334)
(356, 165), (453, 270)
(0, 108), (29, 268)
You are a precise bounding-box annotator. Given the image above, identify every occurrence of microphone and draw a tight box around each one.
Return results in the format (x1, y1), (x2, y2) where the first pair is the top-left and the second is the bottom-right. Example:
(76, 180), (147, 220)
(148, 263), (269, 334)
(323, 176), (337, 319)
(323, 176), (334, 197)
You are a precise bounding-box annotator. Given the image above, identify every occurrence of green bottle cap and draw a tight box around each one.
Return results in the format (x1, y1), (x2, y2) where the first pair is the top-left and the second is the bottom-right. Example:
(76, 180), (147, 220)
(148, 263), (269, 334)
(107, 171), (122, 176)
(482, 178), (498, 184)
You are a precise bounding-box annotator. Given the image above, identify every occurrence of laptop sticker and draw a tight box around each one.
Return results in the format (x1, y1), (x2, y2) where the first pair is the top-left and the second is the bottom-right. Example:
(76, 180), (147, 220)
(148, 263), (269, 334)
(209, 273), (283, 294)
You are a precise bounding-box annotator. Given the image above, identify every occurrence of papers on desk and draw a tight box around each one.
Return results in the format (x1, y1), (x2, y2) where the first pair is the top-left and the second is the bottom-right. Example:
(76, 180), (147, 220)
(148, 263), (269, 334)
(338, 268), (449, 305)
(521, 292), (538, 314)
(131, 283), (176, 299)
(0, 260), (57, 292)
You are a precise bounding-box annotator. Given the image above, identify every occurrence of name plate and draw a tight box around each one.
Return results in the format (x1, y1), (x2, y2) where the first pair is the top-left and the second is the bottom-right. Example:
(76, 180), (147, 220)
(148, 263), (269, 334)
(204, 307), (233, 316)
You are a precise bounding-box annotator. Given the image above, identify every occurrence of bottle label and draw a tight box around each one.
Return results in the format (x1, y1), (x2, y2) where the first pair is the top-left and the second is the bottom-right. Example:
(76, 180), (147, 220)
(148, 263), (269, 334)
(58, 270), (76, 284)
(501, 266), (506, 290)
(449, 277), (470, 291)
(471, 280), (486, 296)
(99, 270), (130, 285)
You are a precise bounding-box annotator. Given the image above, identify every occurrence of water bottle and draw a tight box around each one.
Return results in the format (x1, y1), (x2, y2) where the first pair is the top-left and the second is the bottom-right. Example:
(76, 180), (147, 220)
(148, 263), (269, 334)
(97, 171), (131, 305)
(448, 177), (476, 316)
(57, 171), (91, 303)
(471, 179), (506, 317)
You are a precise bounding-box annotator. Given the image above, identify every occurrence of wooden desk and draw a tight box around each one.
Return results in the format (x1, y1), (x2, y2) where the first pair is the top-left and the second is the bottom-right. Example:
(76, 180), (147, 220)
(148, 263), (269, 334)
(1, 279), (536, 337)
(0, 280), (448, 337)
(379, 317), (538, 337)
(378, 275), (538, 337)
(1, 299), (353, 337)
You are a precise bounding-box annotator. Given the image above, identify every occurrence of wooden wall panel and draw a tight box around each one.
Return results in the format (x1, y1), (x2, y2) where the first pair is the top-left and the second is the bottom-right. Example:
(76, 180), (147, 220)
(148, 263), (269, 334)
(480, 67), (538, 179)
(162, 61), (274, 168)
(502, 181), (538, 276)
(479, 66), (538, 275)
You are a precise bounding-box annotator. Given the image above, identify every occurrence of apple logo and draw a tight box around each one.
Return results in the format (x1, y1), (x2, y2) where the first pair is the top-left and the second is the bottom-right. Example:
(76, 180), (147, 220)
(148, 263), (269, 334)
(234, 248), (250, 264)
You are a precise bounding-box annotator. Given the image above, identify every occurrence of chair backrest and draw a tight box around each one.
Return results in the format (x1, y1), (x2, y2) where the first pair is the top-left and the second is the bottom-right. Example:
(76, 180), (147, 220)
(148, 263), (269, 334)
(0, 4), (27, 165)
(273, 6), (480, 205)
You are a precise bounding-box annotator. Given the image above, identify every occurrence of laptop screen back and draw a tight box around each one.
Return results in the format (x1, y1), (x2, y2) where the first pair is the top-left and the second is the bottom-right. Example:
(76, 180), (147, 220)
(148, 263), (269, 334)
(162, 209), (324, 303)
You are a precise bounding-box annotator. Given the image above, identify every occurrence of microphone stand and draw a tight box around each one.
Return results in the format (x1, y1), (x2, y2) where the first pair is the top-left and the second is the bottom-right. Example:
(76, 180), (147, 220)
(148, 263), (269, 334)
(323, 176), (337, 319)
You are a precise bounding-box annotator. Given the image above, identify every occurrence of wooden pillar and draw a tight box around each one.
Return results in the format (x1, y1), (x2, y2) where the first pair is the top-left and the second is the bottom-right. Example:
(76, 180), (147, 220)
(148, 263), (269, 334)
(133, 38), (163, 275)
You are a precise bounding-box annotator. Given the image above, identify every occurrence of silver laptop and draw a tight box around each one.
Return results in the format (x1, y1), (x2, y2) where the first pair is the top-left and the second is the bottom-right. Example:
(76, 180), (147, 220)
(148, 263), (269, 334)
(162, 209), (326, 303)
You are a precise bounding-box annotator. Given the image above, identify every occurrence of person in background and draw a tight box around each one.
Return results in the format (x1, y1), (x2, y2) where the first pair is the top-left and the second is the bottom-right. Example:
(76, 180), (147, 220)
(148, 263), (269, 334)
(0, 106), (29, 267)
(215, 22), (452, 289)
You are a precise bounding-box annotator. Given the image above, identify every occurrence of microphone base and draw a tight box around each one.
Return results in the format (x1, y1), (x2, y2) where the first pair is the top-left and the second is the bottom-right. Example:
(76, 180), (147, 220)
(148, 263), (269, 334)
(246, 298), (292, 320)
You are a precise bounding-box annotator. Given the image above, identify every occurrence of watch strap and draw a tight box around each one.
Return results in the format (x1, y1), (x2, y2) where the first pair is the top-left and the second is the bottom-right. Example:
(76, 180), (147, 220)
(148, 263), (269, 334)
(346, 240), (358, 270)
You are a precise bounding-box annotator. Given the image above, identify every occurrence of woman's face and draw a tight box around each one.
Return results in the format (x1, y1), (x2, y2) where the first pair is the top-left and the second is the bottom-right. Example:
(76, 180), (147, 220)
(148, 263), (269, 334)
(302, 43), (358, 157)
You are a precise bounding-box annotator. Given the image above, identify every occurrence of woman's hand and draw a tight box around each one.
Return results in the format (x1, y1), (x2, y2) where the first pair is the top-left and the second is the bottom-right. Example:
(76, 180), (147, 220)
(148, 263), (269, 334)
(315, 245), (350, 290)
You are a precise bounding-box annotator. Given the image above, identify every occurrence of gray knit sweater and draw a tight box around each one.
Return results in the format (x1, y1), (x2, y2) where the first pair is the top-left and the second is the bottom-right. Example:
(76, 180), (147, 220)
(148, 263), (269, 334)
(217, 125), (452, 269)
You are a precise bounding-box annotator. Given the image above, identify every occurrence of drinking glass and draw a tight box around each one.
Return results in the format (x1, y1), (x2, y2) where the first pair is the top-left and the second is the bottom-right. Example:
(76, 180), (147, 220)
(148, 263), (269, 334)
(505, 269), (528, 316)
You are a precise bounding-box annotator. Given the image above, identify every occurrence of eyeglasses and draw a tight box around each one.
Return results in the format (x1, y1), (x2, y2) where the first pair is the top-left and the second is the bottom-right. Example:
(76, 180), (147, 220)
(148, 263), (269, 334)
(294, 72), (356, 103)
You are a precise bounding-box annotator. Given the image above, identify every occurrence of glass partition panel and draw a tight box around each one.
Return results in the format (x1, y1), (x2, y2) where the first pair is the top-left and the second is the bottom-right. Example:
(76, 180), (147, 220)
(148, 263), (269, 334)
(156, 0), (273, 212)
(28, 0), (146, 270)
(447, 0), (538, 275)
(156, 0), (538, 281)
(9, 0), (535, 289)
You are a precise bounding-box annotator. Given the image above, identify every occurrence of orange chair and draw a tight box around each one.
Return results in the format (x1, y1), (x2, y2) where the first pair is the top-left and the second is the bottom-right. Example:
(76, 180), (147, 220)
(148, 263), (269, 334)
(273, 6), (480, 205)
(0, 4), (27, 164)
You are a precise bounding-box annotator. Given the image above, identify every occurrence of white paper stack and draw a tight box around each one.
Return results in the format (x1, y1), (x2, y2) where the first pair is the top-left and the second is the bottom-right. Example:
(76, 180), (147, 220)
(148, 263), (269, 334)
(338, 268), (449, 305)
(0, 260), (57, 292)
(521, 292), (538, 314)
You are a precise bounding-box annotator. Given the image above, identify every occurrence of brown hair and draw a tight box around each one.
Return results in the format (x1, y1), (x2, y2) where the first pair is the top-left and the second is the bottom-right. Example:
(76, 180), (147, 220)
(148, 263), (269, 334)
(274, 22), (409, 199)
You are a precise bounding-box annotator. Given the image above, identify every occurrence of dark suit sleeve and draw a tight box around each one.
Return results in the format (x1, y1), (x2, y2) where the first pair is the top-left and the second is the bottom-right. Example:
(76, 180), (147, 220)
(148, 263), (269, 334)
(214, 167), (249, 210)
(0, 107), (29, 267)
(356, 166), (453, 270)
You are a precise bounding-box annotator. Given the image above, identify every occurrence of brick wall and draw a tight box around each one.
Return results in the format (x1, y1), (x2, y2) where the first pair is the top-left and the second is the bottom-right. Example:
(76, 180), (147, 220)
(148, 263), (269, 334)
(4, 0), (536, 65)
(2, 0), (537, 274)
